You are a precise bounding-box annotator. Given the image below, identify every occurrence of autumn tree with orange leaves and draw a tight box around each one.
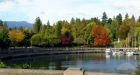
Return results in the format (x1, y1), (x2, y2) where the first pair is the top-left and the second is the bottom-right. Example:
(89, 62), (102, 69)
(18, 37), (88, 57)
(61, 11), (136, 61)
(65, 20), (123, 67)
(92, 24), (111, 46)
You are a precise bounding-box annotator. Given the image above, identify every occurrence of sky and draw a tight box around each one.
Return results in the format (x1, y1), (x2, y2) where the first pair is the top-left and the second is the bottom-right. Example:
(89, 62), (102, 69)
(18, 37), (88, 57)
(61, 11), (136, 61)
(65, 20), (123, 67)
(0, 0), (140, 24)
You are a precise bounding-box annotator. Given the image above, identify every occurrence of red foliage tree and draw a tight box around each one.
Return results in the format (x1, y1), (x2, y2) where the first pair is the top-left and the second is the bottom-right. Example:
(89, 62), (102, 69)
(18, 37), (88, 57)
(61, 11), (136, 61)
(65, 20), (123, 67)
(60, 34), (71, 45)
(92, 25), (111, 46)
(60, 32), (72, 45)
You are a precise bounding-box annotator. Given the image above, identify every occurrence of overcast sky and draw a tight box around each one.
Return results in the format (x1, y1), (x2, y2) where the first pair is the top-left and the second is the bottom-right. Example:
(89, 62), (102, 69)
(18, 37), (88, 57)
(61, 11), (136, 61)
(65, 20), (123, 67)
(0, 0), (140, 24)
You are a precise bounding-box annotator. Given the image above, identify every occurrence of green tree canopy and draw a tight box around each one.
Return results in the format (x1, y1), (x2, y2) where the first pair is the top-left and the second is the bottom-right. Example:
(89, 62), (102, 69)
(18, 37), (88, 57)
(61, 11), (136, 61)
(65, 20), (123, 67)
(33, 17), (42, 33)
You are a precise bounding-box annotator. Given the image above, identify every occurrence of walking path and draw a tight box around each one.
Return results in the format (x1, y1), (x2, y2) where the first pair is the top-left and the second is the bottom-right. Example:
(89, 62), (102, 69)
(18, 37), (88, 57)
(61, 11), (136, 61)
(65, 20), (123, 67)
(0, 68), (129, 75)
(84, 72), (128, 75)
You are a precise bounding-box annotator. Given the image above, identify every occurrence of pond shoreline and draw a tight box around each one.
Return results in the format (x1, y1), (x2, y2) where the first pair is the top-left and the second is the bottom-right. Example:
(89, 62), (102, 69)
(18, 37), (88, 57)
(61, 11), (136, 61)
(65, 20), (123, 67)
(0, 47), (139, 59)
(0, 47), (105, 59)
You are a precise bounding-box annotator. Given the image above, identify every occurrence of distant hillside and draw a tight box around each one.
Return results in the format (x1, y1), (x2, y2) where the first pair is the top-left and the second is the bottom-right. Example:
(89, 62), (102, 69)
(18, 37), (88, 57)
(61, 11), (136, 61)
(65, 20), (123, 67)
(6, 21), (32, 29)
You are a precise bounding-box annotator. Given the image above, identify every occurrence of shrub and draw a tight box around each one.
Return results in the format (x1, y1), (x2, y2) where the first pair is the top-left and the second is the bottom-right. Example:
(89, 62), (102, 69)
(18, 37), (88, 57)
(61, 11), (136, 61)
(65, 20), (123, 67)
(31, 34), (46, 46)
(0, 60), (6, 68)
(22, 64), (31, 69)
(13, 64), (31, 69)
(134, 66), (140, 75)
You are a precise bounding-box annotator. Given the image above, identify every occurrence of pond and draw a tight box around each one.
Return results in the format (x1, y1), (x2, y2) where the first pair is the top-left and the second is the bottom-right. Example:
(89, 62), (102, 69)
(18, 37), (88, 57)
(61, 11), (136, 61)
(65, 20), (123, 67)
(2, 53), (140, 74)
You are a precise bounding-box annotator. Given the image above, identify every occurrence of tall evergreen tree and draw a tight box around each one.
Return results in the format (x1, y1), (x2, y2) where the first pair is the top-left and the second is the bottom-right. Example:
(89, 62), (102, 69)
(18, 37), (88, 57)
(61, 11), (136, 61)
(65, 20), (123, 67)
(92, 17), (101, 25)
(116, 13), (122, 25)
(131, 15), (135, 22)
(47, 20), (51, 27)
(130, 15), (136, 47)
(102, 12), (108, 26)
(33, 17), (42, 33)
(107, 18), (112, 24)
(70, 18), (75, 25)
(125, 13), (129, 19)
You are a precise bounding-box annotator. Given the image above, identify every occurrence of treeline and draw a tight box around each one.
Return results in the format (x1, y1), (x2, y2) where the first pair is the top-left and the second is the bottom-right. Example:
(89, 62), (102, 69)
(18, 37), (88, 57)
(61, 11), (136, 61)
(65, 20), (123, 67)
(0, 12), (140, 48)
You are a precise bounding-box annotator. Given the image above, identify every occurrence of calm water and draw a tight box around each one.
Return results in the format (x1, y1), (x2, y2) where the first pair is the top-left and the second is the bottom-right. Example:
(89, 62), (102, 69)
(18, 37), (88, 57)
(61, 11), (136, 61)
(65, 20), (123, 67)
(2, 53), (140, 74)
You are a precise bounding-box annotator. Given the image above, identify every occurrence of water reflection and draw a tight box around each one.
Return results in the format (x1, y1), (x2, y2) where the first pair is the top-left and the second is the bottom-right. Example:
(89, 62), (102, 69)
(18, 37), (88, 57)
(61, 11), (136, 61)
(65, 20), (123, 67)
(2, 53), (140, 74)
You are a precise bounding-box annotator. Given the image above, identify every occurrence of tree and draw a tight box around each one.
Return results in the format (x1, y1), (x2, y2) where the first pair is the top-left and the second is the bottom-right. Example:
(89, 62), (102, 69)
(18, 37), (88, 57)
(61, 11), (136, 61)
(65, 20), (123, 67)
(60, 32), (73, 45)
(31, 26), (60, 47)
(47, 20), (51, 27)
(134, 27), (140, 47)
(118, 18), (131, 40)
(61, 25), (69, 35)
(8, 29), (25, 46)
(73, 18), (86, 41)
(129, 15), (136, 47)
(116, 13), (122, 25)
(107, 18), (112, 24)
(109, 19), (118, 39)
(91, 17), (101, 25)
(44, 26), (60, 46)
(84, 22), (94, 45)
(0, 21), (9, 48)
(125, 13), (129, 19)
(92, 24), (111, 46)
(102, 12), (108, 25)
(40, 25), (47, 33)
(55, 21), (62, 37)
(20, 29), (33, 47)
(61, 21), (71, 35)
(70, 18), (75, 25)
(31, 33), (45, 46)
(73, 38), (86, 45)
(71, 18), (81, 39)
(60, 22), (73, 45)
(33, 17), (42, 33)
(133, 18), (140, 47)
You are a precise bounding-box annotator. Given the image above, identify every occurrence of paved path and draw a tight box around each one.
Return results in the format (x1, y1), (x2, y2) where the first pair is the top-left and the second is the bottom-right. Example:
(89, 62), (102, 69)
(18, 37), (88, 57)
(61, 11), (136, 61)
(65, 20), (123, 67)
(0, 69), (63, 75)
(84, 72), (129, 75)
(0, 69), (130, 75)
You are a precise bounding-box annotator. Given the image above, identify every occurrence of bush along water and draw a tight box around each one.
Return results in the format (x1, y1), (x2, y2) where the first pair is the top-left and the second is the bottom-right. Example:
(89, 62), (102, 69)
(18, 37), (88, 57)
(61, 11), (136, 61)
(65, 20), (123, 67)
(134, 66), (140, 75)
(0, 60), (6, 68)
(0, 60), (32, 69)
(13, 64), (31, 69)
